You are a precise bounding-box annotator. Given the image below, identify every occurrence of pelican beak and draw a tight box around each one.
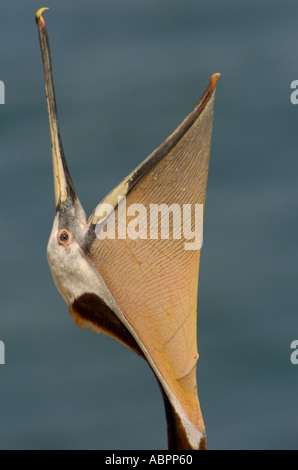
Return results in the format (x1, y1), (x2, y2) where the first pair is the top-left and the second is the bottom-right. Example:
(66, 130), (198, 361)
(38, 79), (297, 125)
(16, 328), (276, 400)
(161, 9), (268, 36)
(36, 8), (76, 210)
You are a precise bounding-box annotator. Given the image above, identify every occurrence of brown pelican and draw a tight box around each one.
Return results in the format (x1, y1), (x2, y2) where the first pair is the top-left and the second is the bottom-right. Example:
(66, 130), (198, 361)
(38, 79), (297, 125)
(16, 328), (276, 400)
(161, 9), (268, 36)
(36, 7), (219, 450)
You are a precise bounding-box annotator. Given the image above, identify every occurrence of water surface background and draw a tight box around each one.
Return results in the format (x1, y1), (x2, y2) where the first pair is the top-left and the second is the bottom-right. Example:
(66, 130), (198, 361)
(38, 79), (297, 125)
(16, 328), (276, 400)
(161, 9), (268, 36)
(0, 0), (297, 449)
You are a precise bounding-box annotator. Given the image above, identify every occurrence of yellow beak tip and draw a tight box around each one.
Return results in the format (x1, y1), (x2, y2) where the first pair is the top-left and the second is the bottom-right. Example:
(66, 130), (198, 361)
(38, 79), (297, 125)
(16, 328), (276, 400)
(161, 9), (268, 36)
(210, 73), (221, 91)
(35, 7), (49, 23)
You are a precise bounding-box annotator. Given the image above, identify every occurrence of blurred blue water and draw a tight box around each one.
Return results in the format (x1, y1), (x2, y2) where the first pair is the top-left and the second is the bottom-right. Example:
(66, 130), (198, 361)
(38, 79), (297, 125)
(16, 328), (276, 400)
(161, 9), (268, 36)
(0, 0), (297, 449)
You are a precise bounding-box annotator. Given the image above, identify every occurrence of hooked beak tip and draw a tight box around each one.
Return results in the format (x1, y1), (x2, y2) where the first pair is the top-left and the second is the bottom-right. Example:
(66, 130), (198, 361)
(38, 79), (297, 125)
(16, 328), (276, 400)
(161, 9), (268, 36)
(35, 7), (49, 25)
(210, 73), (221, 90)
(35, 7), (49, 30)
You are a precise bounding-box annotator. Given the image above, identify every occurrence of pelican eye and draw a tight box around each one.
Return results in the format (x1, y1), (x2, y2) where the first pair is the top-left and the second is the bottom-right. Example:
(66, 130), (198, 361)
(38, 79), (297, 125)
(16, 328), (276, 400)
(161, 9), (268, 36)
(58, 229), (70, 244)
